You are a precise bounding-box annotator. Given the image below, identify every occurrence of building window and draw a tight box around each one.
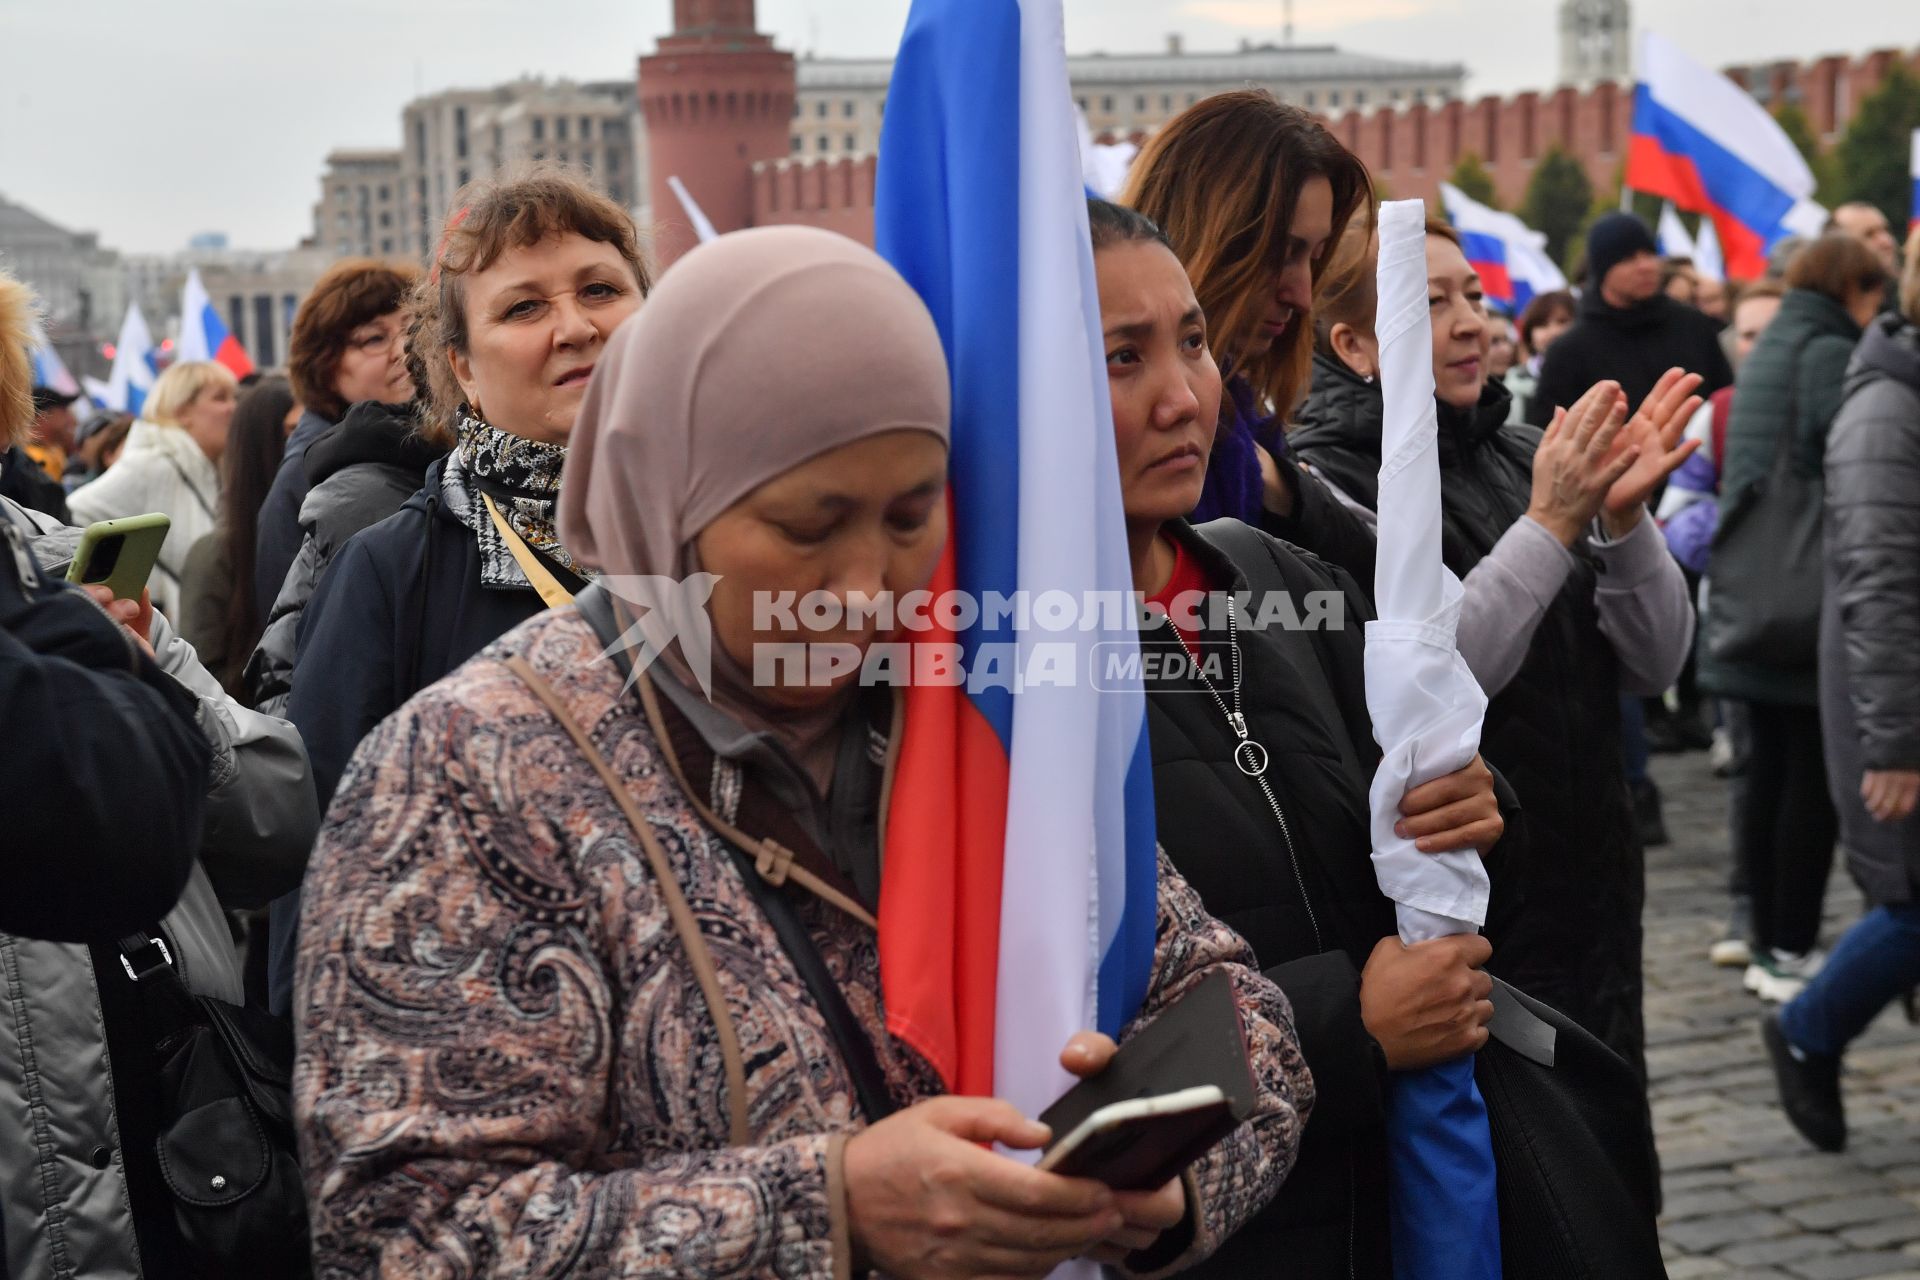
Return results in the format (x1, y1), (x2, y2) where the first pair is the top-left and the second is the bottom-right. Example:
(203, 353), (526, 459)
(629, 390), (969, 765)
(1329, 89), (1342, 108)
(414, 119), (427, 163)
(1161, 93), (1172, 112)
(1186, 92), (1198, 105)
(1135, 94), (1146, 111)
(792, 135), (803, 153)
(417, 176), (427, 198)
(379, 211), (391, 227)
(533, 117), (545, 141)
(458, 168), (470, 186)
(580, 116), (592, 139)
(844, 99), (856, 118)
(334, 184), (348, 200)
(607, 147), (621, 171)
(381, 238), (393, 254)
(557, 150), (569, 165)
(1101, 95), (1113, 112)
(1076, 96), (1088, 112)
(377, 184), (389, 200)
(557, 117), (569, 141)
(1414, 88), (1427, 105)
(845, 133), (856, 151)
(819, 134), (831, 152)
(816, 100), (828, 118)
(252, 295), (277, 367)
(1355, 90), (1367, 107)
(1391, 89), (1402, 104)
(356, 184), (369, 205)
(456, 134), (468, 159)
(1306, 90), (1317, 108)
(454, 105), (466, 133)
(792, 99), (801, 118)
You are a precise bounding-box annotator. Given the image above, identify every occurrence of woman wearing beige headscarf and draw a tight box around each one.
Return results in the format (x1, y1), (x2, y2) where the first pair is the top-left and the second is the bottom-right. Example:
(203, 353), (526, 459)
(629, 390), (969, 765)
(294, 227), (1310, 1279)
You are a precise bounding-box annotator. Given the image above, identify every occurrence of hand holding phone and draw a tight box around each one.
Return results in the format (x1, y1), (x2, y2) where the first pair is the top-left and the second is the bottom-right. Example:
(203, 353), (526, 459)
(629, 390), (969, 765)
(66, 514), (171, 602)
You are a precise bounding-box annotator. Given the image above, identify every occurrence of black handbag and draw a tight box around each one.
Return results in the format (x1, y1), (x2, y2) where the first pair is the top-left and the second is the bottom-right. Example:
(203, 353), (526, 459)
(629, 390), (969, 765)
(1477, 979), (1667, 1279)
(1705, 384), (1823, 669)
(117, 931), (310, 1278)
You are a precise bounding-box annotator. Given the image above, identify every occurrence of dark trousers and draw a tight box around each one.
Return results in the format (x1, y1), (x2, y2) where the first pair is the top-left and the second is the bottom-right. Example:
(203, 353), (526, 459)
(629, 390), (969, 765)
(1732, 701), (1837, 955)
(1780, 905), (1920, 1055)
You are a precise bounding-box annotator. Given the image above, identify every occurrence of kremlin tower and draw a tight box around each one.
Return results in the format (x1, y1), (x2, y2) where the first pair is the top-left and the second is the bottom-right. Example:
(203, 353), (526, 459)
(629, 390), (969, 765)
(638, 0), (797, 266)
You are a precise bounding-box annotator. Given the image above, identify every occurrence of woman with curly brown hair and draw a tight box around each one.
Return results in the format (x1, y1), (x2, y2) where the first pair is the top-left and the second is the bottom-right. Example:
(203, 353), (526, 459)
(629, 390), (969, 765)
(262, 168), (650, 1014)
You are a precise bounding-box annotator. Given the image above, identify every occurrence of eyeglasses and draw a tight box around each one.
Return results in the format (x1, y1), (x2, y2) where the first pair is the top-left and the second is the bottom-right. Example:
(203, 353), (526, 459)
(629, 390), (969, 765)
(347, 327), (405, 357)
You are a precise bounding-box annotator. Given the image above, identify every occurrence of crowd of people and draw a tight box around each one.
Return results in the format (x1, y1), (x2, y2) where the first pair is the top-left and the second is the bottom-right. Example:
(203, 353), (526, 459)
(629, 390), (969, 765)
(1, 85), (1917, 1278)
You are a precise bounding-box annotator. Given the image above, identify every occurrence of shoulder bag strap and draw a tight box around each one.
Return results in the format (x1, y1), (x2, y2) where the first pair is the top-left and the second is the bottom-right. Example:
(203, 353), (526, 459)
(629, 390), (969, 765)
(481, 493), (575, 610)
(501, 654), (753, 1146)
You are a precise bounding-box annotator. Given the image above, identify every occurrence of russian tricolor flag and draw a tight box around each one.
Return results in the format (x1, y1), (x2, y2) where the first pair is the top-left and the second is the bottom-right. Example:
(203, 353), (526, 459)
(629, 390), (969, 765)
(1438, 183), (1567, 315)
(1909, 128), (1919, 234)
(1627, 31), (1827, 281)
(176, 268), (254, 378)
(874, 0), (1159, 1128)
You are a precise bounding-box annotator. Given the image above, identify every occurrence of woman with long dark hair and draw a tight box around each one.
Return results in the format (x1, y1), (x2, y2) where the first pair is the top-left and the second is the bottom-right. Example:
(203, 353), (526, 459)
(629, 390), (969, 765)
(1121, 90), (1372, 535)
(180, 374), (297, 696)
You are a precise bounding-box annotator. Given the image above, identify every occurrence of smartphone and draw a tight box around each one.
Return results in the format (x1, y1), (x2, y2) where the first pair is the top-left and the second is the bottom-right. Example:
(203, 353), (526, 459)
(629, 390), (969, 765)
(66, 513), (171, 601)
(1037, 1084), (1236, 1190)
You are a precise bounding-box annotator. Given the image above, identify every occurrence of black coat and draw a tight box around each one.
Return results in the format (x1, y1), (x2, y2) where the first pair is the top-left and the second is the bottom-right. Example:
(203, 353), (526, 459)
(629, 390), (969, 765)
(252, 408), (333, 632)
(1526, 290), (1732, 427)
(0, 445), (69, 526)
(1820, 314), (1920, 905)
(1147, 519), (1521, 1280)
(0, 519), (208, 941)
(268, 458), (546, 1014)
(242, 400), (444, 715)
(1291, 360), (1649, 1080)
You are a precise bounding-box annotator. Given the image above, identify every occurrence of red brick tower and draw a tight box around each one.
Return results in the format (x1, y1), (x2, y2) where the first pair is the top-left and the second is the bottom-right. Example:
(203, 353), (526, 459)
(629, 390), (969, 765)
(639, 0), (796, 267)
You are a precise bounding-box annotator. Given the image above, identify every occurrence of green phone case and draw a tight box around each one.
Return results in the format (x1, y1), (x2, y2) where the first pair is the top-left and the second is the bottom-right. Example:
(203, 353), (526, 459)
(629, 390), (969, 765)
(65, 513), (172, 601)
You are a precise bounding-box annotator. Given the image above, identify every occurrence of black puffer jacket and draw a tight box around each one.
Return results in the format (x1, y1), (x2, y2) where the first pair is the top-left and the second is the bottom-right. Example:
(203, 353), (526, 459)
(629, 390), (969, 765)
(242, 400), (444, 715)
(1291, 360), (1648, 1079)
(1151, 519), (1521, 1280)
(1526, 288), (1732, 426)
(1820, 314), (1920, 905)
(1703, 288), (1863, 706)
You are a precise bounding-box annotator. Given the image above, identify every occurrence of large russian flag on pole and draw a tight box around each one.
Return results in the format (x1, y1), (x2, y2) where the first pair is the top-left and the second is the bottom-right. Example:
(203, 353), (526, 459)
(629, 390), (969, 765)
(176, 268), (254, 378)
(1438, 183), (1567, 315)
(873, 0), (1159, 1127)
(1627, 31), (1826, 281)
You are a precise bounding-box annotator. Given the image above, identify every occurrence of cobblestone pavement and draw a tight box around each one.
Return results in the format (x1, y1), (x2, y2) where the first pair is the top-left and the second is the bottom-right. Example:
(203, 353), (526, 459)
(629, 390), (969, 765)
(1648, 751), (1920, 1280)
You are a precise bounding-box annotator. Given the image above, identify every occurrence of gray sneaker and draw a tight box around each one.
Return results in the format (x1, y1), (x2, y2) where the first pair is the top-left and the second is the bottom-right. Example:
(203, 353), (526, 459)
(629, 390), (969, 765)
(1710, 897), (1754, 967)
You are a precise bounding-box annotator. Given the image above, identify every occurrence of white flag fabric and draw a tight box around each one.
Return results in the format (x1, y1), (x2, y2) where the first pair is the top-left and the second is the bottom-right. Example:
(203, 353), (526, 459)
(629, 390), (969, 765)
(103, 303), (157, 415)
(666, 176), (720, 245)
(1693, 216), (1726, 283)
(1657, 202), (1696, 260)
(1364, 200), (1491, 944)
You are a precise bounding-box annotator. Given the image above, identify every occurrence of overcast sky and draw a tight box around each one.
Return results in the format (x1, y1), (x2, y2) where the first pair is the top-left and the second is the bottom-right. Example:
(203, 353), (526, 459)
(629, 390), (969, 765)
(0, 0), (1909, 254)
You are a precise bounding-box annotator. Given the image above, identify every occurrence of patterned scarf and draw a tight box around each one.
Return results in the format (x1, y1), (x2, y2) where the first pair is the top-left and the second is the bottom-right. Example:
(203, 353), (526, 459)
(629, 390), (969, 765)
(442, 409), (592, 589)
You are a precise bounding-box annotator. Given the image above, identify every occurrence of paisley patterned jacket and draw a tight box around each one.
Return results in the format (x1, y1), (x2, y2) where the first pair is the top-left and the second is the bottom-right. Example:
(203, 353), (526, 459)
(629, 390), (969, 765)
(294, 608), (1311, 1279)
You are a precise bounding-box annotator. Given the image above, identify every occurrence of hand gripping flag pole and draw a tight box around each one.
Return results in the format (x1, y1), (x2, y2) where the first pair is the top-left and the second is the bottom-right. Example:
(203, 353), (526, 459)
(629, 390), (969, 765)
(1366, 199), (1502, 1278)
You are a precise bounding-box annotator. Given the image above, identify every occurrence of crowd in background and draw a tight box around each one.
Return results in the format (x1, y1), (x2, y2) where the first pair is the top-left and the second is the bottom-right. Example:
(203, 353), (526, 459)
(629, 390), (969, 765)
(0, 86), (1917, 1278)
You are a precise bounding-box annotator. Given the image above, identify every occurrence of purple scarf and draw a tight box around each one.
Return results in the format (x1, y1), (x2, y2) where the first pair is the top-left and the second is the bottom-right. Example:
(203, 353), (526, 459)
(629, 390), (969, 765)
(1190, 372), (1283, 525)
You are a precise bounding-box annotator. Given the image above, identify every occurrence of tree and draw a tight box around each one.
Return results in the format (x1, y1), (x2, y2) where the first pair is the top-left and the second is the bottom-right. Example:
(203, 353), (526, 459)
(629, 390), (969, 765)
(1834, 66), (1920, 231)
(1521, 146), (1596, 269)
(1448, 153), (1499, 208)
